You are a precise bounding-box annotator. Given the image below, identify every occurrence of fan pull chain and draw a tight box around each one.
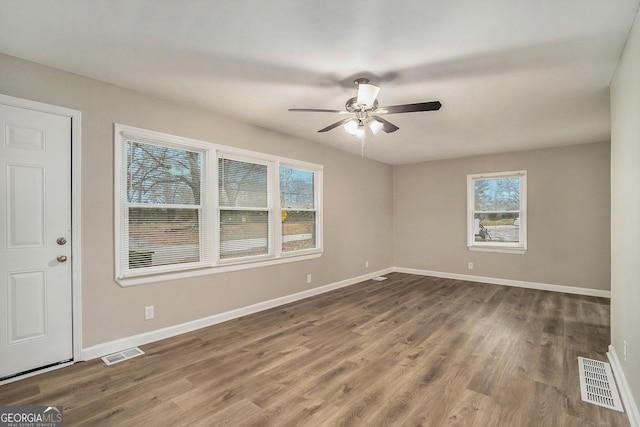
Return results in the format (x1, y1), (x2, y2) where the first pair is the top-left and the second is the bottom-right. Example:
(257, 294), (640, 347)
(360, 138), (365, 159)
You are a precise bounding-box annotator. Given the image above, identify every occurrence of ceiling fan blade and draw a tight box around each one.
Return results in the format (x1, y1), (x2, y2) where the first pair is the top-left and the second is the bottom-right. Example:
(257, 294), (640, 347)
(371, 116), (399, 133)
(376, 101), (442, 114)
(288, 108), (348, 114)
(318, 118), (352, 133)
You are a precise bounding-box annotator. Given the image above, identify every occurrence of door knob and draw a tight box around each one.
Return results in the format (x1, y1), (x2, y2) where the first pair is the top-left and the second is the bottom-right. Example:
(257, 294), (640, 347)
(57, 237), (67, 245)
(57, 255), (68, 263)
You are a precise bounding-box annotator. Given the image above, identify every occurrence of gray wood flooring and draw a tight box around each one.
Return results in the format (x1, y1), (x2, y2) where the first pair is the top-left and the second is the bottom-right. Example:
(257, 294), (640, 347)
(0, 273), (630, 426)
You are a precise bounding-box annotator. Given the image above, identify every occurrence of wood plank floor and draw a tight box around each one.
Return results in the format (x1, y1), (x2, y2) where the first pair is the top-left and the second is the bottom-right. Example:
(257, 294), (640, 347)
(0, 273), (630, 426)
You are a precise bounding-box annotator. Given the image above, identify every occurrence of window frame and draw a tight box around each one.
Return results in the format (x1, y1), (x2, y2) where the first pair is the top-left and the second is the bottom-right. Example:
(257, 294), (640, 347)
(114, 124), (323, 286)
(279, 163), (322, 256)
(467, 170), (527, 254)
(216, 152), (274, 264)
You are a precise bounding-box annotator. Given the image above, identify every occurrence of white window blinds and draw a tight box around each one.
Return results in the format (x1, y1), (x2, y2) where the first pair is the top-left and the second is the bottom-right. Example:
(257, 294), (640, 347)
(115, 124), (323, 283)
(121, 136), (207, 274)
(218, 156), (270, 260)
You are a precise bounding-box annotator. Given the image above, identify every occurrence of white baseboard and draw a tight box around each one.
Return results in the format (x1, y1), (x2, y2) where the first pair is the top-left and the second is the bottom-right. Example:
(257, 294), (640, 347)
(608, 345), (640, 427)
(82, 267), (394, 361)
(82, 266), (609, 360)
(393, 267), (611, 298)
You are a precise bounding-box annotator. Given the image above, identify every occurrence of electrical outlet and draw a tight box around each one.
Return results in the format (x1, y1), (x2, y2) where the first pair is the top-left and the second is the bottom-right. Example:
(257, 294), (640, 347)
(467, 262), (474, 270)
(365, 260), (369, 268)
(144, 305), (154, 320)
(624, 340), (627, 362)
(306, 274), (312, 284)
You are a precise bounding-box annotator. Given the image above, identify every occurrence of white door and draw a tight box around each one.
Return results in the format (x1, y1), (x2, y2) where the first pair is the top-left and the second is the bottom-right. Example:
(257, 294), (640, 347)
(0, 103), (73, 380)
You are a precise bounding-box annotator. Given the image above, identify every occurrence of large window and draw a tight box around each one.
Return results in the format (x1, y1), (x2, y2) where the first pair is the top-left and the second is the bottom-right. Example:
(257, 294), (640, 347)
(115, 124), (322, 284)
(467, 170), (527, 253)
(119, 136), (208, 274)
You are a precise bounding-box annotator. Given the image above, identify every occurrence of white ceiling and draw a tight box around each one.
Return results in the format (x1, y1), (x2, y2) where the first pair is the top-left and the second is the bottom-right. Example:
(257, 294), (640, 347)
(1, 0), (638, 164)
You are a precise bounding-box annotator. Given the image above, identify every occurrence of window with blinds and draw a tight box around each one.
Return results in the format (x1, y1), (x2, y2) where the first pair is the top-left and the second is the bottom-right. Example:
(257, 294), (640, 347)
(467, 170), (527, 253)
(121, 137), (207, 274)
(115, 124), (323, 283)
(280, 166), (316, 253)
(218, 157), (270, 260)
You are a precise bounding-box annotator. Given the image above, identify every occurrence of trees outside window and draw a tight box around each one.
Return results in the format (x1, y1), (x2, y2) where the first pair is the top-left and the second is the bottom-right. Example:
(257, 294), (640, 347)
(115, 124), (323, 283)
(125, 140), (204, 270)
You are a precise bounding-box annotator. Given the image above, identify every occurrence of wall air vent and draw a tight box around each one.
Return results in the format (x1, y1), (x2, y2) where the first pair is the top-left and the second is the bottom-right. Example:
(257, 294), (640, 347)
(102, 347), (145, 366)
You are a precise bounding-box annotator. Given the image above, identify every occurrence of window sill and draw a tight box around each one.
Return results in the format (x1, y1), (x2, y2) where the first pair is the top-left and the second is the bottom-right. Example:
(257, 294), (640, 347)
(116, 251), (322, 287)
(468, 245), (527, 255)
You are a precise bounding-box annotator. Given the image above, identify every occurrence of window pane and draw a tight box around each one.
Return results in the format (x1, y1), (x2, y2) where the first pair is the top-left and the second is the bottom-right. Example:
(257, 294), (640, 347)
(127, 141), (201, 204)
(282, 210), (316, 252)
(219, 158), (268, 208)
(219, 210), (268, 259)
(280, 167), (314, 209)
(128, 207), (200, 269)
(474, 177), (520, 211)
(473, 213), (519, 242)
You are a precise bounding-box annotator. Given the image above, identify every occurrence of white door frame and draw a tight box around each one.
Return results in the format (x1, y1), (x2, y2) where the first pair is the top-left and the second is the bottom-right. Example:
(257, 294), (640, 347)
(0, 93), (82, 378)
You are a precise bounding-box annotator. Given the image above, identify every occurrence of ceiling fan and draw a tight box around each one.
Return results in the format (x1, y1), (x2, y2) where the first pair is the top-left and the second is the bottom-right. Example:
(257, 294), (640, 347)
(289, 78), (442, 138)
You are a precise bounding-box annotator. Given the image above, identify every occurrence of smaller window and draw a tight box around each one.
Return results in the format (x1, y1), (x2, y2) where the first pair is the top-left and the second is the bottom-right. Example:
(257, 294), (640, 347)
(467, 170), (527, 254)
(280, 166), (318, 253)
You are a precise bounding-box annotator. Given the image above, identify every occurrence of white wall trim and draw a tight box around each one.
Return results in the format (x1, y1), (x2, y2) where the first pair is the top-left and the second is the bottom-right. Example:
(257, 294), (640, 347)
(82, 267), (393, 360)
(393, 267), (611, 298)
(608, 345), (640, 427)
(0, 94), (83, 364)
(83, 265), (613, 360)
(116, 252), (323, 287)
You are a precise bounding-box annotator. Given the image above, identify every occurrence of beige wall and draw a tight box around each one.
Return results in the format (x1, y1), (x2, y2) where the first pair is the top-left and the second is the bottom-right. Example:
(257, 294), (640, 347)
(611, 7), (640, 414)
(0, 53), (394, 348)
(393, 142), (611, 290)
(0, 49), (618, 358)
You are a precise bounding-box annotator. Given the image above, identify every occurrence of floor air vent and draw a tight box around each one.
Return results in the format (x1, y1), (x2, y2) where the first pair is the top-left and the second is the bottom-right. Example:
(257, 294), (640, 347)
(371, 276), (387, 281)
(578, 357), (624, 412)
(102, 347), (145, 366)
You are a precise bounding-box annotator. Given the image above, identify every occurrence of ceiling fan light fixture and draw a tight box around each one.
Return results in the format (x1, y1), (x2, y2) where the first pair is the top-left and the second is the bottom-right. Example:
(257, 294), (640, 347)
(344, 118), (358, 135)
(289, 76), (441, 138)
(356, 83), (380, 108)
(368, 118), (383, 135)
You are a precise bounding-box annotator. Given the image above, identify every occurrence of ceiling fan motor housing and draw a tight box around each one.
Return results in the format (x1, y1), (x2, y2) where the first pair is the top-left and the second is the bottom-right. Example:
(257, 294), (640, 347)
(345, 97), (378, 115)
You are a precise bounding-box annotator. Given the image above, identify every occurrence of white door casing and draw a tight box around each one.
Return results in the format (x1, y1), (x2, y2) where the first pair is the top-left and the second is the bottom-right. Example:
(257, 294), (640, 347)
(0, 99), (78, 380)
